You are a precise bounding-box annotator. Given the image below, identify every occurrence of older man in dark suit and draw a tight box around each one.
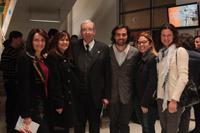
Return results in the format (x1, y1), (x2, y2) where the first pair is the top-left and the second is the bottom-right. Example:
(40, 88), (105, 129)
(109, 25), (138, 133)
(71, 20), (110, 133)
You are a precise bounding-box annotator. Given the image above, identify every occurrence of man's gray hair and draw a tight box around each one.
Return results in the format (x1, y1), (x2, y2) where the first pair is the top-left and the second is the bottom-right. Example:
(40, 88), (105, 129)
(80, 19), (95, 29)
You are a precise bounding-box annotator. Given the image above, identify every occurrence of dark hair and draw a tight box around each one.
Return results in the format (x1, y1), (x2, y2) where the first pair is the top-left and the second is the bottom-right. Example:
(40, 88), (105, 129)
(194, 35), (200, 42)
(48, 28), (58, 38)
(71, 34), (78, 40)
(9, 31), (23, 41)
(178, 33), (194, 50)
(160, 23), (178, 46)
(26, 28), (49, 56)
(51, 31), (73, 59)
(111, 25), (131, 44)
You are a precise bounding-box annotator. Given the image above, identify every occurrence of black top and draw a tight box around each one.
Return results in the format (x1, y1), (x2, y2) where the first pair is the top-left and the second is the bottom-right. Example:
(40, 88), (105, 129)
(135, 50), (157, 108)
(47, 51), (78, 109)
(187, 50), (200, 89)
(1, 43), (23, 80)
(17, 52), (48, 118)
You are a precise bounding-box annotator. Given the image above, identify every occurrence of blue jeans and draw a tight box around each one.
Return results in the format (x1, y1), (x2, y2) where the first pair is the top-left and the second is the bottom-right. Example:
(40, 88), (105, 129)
(134, 99), (157, 133)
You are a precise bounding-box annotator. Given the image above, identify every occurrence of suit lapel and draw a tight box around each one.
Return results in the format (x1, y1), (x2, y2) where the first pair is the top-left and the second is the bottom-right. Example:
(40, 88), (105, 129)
(89, 41), (101, 70)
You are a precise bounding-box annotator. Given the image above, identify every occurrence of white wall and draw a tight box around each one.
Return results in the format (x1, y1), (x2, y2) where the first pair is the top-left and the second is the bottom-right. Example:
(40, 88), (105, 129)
(68, 0), (119, 45)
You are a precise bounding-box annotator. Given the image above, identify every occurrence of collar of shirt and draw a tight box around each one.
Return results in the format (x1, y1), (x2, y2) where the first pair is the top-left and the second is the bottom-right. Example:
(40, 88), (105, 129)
(113, 44), (130, 55)
(83, 40), (95, 51)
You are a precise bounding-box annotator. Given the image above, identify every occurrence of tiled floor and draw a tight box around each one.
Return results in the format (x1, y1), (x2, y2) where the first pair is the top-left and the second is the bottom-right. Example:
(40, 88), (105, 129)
(0, 95), (196, 133)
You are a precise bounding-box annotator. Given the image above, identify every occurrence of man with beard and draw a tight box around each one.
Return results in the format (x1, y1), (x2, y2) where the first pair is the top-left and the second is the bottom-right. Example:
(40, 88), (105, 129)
(109, 25), (138, 133)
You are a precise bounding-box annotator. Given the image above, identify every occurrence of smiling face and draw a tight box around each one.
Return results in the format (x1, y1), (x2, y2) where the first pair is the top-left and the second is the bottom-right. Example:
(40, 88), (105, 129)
(58, 35), (70, 54)
(114, 28), (128, 46)
(80, 22), (96, 44)
(32, 33), (46, 54)
(161, 29), (174, 47)
(137, 36), (152, 54)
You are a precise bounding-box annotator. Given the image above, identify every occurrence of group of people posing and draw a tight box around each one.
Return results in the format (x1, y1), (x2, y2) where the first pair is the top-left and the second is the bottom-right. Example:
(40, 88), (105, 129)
(1, 19), (200, 133)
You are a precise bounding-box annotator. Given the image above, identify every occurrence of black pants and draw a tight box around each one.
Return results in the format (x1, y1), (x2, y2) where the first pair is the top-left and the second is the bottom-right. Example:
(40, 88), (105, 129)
(4, 80), (19, 131)
(74, 94), (101, 133)
(179, 107), (191, 133)
(110, 101), (133, 133)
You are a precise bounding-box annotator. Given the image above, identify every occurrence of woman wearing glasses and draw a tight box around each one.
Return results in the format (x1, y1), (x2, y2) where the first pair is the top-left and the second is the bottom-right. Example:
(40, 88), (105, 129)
(135, 32), (157, 133)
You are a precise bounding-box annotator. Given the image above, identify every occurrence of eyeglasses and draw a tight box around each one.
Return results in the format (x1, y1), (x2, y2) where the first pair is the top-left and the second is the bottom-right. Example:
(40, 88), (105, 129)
(81, 29), (94, 33)
(137, 40), (149, 45)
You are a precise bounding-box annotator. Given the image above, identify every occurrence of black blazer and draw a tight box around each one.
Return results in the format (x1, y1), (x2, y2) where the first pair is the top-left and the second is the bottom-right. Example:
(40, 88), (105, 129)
(71, 39), (110, 108)
(17, 52), (48, 118)
(135, 50), (157, 108)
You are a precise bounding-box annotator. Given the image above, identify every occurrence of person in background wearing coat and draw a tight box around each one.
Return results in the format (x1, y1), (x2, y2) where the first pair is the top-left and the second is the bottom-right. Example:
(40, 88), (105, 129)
(0, 31), (23, 133)
(156, 23), (189, 133)
(109, 25), (138, 133)
(17, 28), (50, 133)
(47, 31), (77, 133)
(71, 20), (110, 133)
(178, 33), (200, 133)
(134, 32), (157, 133)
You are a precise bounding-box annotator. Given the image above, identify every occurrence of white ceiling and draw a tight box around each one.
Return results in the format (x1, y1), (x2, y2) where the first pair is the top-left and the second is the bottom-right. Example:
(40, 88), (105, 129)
(6, 0), (76, 38)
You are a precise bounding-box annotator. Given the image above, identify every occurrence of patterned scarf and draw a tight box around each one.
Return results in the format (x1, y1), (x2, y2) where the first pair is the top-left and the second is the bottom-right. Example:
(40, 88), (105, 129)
(157, 44), (176, 111)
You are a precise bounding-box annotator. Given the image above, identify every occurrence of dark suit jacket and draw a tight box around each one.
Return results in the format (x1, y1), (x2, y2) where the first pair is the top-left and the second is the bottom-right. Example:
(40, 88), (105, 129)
(71, 39), (110, 108)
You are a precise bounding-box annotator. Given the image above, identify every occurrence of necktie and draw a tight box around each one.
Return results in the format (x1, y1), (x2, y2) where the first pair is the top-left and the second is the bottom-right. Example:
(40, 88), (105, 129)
(86, 44), (90, 53)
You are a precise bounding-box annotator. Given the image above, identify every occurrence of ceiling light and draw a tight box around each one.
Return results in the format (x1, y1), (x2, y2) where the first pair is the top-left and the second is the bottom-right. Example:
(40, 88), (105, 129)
(29, 19), (60, 23)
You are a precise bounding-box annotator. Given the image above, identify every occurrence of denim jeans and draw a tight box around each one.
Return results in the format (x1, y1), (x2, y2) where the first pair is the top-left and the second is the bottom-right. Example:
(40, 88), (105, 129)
(134, 99), (157, 133)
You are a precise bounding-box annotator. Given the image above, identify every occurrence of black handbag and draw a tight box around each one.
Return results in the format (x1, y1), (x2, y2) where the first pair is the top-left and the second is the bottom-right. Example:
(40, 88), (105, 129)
(179, 80), (200, 107)
(176, 51), (200, 107)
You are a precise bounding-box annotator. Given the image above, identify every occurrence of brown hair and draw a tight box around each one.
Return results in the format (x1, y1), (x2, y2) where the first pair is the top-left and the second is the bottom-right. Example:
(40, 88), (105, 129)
(137, 32), (157, 56)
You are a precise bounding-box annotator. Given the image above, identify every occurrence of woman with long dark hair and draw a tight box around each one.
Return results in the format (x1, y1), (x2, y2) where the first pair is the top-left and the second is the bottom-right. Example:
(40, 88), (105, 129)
(17, 28), (50, 133)
(156, 23), (189, 133)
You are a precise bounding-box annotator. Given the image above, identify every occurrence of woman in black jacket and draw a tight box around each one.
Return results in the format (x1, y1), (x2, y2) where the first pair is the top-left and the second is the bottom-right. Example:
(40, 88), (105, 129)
(17, 28), (49, 133)
(47, 31), (78, 133)
(134, 32), (157, 133)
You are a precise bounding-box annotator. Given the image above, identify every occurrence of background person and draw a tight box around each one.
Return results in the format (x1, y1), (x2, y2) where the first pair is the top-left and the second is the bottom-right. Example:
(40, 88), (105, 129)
(0, 31), (23, 133)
